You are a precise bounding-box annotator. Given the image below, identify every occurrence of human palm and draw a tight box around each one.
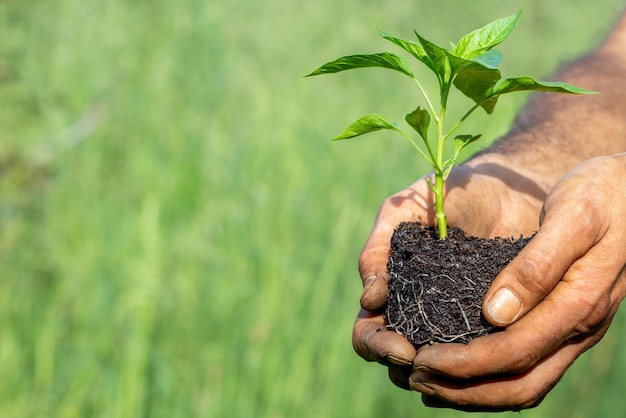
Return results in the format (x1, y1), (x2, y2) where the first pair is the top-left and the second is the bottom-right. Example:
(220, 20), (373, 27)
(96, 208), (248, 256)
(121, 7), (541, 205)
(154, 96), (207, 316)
(354, 156), (543, 364)
(354, 154), (626, 411)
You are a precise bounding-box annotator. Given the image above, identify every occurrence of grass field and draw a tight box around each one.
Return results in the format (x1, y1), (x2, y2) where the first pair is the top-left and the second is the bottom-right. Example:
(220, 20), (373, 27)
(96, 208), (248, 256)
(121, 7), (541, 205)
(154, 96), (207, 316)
(0, 1), (625, 417)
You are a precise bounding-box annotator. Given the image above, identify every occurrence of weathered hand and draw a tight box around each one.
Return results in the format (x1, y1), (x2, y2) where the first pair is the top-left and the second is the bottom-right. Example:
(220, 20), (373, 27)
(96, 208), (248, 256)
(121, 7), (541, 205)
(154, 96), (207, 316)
(353, 156), (545, 380)
(410, 153), (626, 411)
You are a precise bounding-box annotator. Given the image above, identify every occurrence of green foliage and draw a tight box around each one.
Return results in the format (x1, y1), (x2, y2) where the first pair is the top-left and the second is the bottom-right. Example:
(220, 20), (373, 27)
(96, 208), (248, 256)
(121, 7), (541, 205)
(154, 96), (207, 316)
(331, 114), (400, 140)
(306, 53), (415, 78)
(0, 1), (624, 417)
(307, 9), (596, 239)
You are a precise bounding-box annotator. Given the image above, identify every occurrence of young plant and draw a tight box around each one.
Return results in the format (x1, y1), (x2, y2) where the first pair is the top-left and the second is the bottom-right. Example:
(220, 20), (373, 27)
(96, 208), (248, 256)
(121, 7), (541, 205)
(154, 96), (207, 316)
(306, 10), (595, 239)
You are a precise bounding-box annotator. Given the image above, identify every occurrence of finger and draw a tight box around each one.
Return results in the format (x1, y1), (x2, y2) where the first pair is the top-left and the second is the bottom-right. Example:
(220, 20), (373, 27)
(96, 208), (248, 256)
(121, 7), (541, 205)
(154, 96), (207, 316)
(359, 274), (389, 312)
(483, 199), (607, 327)
(415, 270), (626, 379)
(358, 206), (400, 312)
(388, 365), (412, 390)
(359, 185), (430, 310)
(352, 309), (416, 366)
(411, 324), (611, 412)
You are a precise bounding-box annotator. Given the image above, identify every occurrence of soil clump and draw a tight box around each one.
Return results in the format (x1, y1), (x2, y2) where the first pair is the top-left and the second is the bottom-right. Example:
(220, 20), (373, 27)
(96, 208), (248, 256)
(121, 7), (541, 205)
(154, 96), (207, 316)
(386, 222), (532, 346)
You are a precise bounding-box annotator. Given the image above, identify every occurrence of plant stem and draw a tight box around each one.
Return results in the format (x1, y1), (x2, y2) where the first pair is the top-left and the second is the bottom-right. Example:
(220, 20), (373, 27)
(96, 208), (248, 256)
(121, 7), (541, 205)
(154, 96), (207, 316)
(398, 130), (433, 165)
(444, 101), (482, 141)
(434, 172), (447, 239)
(434, 83), (451, 239)
(412, 78), (438, 121)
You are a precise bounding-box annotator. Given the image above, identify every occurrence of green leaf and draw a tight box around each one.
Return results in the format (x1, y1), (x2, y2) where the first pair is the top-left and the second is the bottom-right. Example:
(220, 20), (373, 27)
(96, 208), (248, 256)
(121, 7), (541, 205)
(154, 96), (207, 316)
(405, 107), (430, 141)
(448, 54), (502, 113)
(491, 76), (599, 96)
(444, 134), (482, 180)
(415, 32), (450, 83)
(472, 50), (503, 69)
(453, 9), (522, 59)
(479, 96), (500, 115)
(331, 114), (400, 140)
(453, 134), (482, 153)
(305, 53), (414, 78)
(377, 29), (437, 74)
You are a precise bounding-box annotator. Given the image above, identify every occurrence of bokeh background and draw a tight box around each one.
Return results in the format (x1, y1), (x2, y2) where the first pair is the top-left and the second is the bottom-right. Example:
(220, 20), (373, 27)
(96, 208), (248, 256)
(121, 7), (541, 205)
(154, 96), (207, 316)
(1, 0), (625, 417)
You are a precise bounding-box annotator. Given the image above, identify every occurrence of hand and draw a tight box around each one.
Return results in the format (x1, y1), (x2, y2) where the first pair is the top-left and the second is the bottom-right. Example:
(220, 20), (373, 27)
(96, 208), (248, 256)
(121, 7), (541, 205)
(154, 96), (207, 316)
(410, 153), (626, 411)
(353, 156), (546, 382)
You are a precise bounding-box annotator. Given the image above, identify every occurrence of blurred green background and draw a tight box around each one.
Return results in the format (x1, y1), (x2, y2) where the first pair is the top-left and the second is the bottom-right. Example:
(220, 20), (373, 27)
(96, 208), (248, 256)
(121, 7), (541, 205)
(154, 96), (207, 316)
(0, 0), (625, 417)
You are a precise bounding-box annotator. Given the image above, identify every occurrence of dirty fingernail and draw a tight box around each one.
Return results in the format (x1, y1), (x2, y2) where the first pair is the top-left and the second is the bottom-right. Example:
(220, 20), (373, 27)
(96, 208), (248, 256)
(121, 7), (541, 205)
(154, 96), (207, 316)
(361, 274), (387, 310)
(409, 370), (436, 394)
(386, 355), (413, 367)
(486, 287), (521, 325)
(363, 274), (377, 289)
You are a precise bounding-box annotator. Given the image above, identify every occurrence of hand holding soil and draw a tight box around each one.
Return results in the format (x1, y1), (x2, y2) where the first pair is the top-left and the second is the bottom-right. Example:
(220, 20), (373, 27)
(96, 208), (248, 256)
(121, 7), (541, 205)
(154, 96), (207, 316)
(411, 154), (626, 411)
(353, 156), (544, 366)
(355, 153), (626, 410)
(354, 4), (626, 410)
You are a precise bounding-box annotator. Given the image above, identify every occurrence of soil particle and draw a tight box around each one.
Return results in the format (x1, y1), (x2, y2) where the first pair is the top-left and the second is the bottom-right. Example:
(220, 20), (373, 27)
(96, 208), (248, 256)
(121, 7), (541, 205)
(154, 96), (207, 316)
(386, 222), (532, 347)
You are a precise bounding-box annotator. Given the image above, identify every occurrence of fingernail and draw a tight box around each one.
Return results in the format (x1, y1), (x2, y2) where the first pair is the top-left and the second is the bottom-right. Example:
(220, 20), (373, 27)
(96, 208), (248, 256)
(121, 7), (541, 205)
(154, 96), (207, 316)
(486, 287), (521, 325)
(409, 370), (435, 394)
(386, 354), (413, 367)
(363, 274), (377, 290)
(361, 274), (388, 310)
(412, 364), (434, 373)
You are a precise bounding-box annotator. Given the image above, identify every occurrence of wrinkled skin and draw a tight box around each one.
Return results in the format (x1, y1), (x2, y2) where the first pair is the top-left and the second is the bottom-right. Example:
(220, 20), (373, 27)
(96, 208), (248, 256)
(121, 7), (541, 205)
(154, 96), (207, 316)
(353, 153), (626, 411)
(352, 8), (626, 410)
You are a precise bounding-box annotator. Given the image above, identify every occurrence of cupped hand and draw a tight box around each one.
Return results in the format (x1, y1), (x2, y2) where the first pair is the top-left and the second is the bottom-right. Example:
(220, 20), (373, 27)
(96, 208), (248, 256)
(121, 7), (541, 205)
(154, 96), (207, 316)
(352, 156), (546, 376)
(410, 153), (626, 411)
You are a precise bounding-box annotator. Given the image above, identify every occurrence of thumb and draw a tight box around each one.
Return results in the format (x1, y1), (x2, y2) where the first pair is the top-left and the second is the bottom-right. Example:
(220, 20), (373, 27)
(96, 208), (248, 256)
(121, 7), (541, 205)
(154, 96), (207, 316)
(359, 184), (432, 310)
(358, 217), (396, 311)
(482, 206), (600, 327)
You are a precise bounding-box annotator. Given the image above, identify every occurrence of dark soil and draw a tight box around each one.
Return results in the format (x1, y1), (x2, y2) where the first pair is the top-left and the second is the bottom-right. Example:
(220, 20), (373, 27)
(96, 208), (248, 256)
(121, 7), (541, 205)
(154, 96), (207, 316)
(386, 222), (532, 347)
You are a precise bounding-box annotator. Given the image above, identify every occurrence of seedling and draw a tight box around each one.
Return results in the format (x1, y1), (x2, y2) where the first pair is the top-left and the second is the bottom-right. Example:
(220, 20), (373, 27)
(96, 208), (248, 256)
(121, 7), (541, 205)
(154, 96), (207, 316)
(306, 10), (595, 239)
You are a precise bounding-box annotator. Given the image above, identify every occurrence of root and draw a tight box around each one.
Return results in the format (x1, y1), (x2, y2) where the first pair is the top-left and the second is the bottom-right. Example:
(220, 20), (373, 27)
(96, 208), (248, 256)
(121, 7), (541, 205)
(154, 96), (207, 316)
(386, 273), (485, 345)
(386, 221), (531, 347)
